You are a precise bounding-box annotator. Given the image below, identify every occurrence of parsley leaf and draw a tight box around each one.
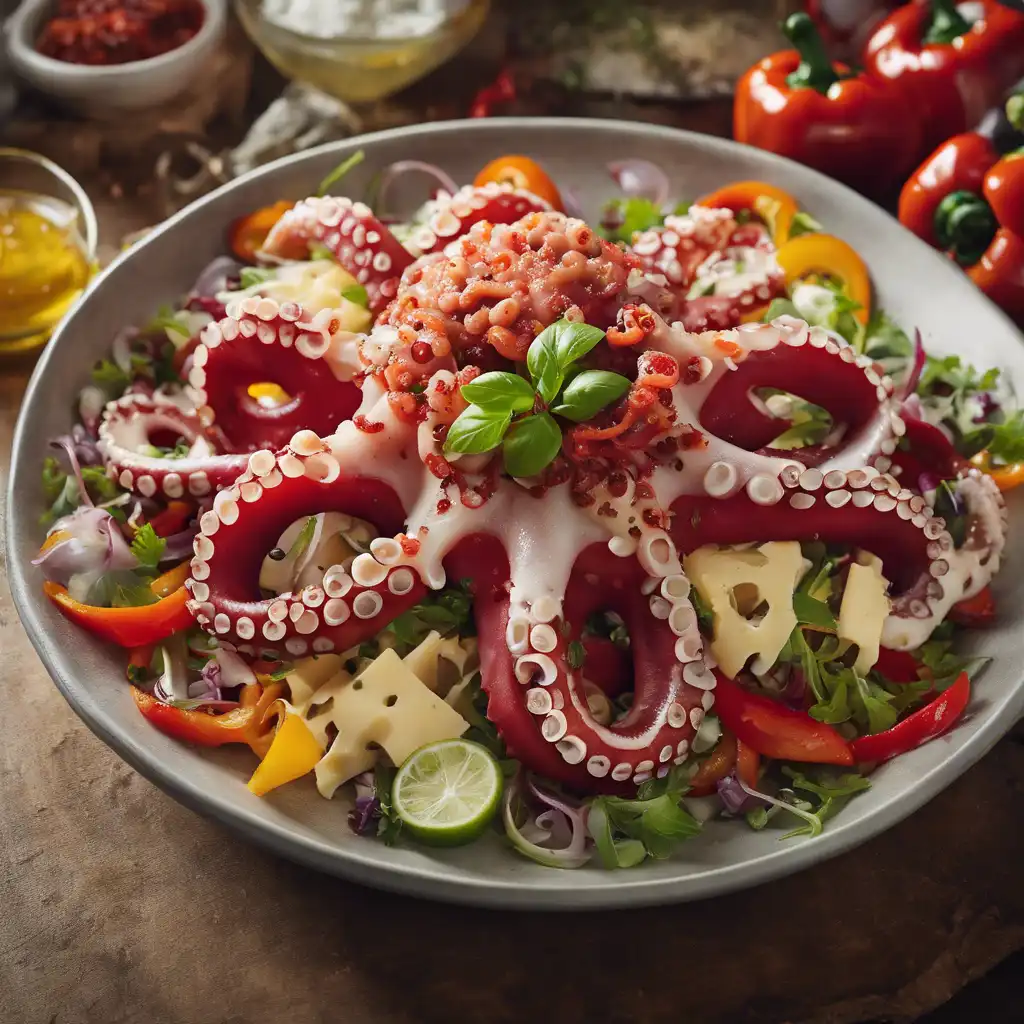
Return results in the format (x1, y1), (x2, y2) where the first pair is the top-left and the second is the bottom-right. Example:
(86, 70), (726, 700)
(239, 266), (276, 289)
(587, 766), (701, 868)
(372, 764), (403, 846)
(598, 197), (665, 245)
(130, 523), (167, 569)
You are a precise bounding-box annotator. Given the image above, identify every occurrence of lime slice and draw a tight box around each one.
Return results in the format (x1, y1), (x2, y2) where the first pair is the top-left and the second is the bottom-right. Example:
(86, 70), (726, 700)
(391, 739), (503, 847)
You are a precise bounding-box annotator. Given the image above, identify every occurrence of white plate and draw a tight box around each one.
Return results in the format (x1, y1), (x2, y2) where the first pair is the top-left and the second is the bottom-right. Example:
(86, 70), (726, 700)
(8, 118), (1024, 909)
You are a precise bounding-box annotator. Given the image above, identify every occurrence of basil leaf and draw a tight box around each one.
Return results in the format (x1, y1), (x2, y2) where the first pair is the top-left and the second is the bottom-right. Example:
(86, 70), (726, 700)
(444, 404), (511, 455)
(460, 371), (536, 413)
(793, 591), (837, 631)
(502, 412), (562, 478)
(551, 320), (606, 369)
(551, 370), (631, 422)
(526, 324), (564, 404)
(340, 282), (369, 307)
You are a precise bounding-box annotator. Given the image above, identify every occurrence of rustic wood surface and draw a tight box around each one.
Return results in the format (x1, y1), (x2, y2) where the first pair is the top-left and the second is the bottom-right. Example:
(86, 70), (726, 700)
(1, 73), (1023, 1024)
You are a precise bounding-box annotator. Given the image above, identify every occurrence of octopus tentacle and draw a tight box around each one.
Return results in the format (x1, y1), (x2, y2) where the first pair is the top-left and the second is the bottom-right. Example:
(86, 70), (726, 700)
(457, 537), (706, 793)
(404, 182), (552, 256)
(693, 319), (899, 469)
(98, 393), (247, 499)
(263, 196), (415, 313)
(186, 433), (426, 658)
(188, 296), (362, 452)
(630, 206), (784, 325)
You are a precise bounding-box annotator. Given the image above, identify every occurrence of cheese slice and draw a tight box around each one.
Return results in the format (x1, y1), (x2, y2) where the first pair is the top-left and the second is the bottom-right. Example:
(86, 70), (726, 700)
(838, 552), (891, 675)
(291, 648), (470, 799)
(684, 541), (806, 679)
(402, 631), (476, 694)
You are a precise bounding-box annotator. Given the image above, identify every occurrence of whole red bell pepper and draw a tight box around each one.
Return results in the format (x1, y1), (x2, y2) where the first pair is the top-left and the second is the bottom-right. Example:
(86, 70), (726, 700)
(863, 0), (1024, 157)
(899, 92), (1024, 322)
(734, 13), (921, 197)
(712, 672), (855, 766)
(850, 671), (970, 763)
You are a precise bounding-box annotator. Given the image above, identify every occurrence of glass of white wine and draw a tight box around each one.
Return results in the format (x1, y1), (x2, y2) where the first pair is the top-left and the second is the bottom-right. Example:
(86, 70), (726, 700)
(234, 0), (492, 106)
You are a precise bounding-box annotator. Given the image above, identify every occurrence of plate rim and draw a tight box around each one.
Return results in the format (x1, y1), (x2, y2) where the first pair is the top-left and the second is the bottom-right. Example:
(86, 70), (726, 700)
(8, 116), (1024, 910)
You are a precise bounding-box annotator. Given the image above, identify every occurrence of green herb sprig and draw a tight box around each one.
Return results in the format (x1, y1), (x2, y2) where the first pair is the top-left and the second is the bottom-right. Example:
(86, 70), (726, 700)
(443, 319), (631, 478)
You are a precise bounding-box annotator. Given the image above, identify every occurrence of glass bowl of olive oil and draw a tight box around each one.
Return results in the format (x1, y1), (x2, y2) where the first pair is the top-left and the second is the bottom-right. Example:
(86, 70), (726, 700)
(234, 0), (491, 106)
(0, 149), (98, 354)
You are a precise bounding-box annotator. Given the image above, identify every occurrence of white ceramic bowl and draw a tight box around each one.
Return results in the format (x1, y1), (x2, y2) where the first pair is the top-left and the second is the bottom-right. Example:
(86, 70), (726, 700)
(4, 0), (226, 116)
(8, 119), (1024, 909)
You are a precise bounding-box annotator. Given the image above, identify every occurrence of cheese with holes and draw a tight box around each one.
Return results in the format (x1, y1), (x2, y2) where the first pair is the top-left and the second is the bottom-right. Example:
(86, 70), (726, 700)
(684, 541), (807, 679)
(402, 631), (476, 693)
(294, 648), (470, 798)
(286, 653), (344, 706)
(838, 552), (891, 675)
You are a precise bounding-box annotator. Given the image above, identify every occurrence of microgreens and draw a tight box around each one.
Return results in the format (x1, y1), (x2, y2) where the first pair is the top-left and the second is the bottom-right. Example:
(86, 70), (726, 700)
(443, 319), (631, 478)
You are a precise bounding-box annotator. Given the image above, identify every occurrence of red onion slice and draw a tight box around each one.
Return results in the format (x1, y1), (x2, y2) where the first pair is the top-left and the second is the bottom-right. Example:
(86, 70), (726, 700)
(376, 160), (460, 221)
(607, 160), (670, 207)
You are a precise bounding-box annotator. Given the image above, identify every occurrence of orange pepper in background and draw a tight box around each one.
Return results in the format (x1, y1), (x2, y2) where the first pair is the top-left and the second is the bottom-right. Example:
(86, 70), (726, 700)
(44, 581), (195, 647)
(774, 232), (872, 324)
(687, 731), (739, 797)
(474, 155), (563, 210)
(228, 199), (294, 263)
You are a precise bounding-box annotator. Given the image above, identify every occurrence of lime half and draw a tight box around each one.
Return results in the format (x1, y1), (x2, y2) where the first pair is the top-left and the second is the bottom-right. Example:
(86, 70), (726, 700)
(392, 739), (502, 847)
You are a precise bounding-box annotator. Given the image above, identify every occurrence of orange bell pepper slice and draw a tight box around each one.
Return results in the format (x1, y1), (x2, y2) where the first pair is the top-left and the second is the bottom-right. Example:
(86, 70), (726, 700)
(131, 681), (284, 751)
(247, 711), (324, 796)
(688, 730), (738, 796)
(44, 581), (195, 648)
(696, 181), (799, 247)
(774, 232), (872, 325)
(229, 199), (294, 263)
(970, 450), (1024, 492)
(474, 155), (563, 210)
(150, 561), (191, 599)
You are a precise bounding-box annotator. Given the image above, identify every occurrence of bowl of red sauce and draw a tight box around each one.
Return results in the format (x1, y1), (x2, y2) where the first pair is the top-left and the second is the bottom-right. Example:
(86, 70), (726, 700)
(5, 0), (226, 115)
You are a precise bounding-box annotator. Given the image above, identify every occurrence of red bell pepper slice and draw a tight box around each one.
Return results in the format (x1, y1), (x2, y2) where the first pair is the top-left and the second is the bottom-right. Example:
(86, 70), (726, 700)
(874, 646), (922, 684)
(131, 681), (283, 750)
(712, 672), (855, 766)
(44, 581), (195, 648)
(148, 500), (195, 538)
(949, 585), (996, 627)
(850, 671), (970, 763)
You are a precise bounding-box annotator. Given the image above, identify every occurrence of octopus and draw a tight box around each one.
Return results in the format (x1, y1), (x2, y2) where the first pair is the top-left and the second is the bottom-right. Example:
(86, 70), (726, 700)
(94, 186), (1007, 796)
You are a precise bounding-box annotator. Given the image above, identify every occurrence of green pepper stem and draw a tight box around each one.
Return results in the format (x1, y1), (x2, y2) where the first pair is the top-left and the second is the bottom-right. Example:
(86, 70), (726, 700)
(782, 13), (839, 94)
(933, 190), (997, 267)
(923, 0), (973, 46)
(1007, 93), (1024, 133)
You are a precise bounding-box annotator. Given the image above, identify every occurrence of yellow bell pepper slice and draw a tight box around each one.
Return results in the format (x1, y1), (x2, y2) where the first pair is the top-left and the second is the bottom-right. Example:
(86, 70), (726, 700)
(247, 710), (324, 796)
(696, 181), (799, 247)
(774, 233), (872, 325)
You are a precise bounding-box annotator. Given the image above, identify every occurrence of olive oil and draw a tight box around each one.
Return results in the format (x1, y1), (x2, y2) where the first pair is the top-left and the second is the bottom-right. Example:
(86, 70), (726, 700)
(0, 189), (92, 352)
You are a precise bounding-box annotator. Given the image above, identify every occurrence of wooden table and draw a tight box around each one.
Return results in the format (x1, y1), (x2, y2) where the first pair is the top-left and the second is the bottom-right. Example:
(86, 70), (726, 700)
(2, 101), (1023, 1024)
